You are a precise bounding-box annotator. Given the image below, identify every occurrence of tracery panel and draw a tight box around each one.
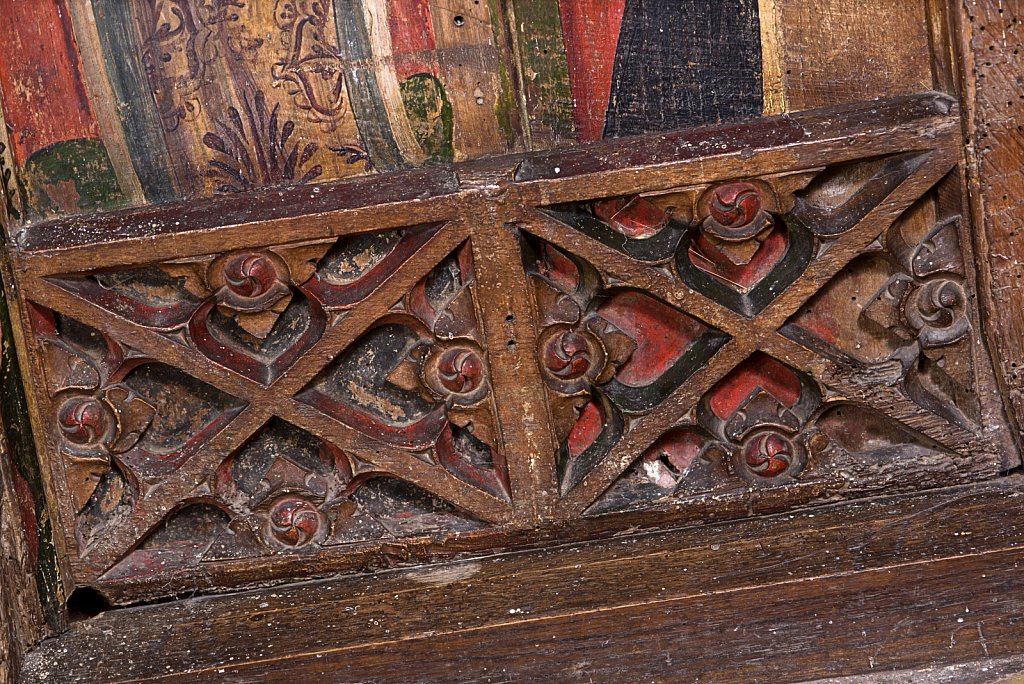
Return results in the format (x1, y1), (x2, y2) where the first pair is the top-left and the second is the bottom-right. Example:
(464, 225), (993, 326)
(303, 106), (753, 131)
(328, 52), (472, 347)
(4, 93), (1014, 602)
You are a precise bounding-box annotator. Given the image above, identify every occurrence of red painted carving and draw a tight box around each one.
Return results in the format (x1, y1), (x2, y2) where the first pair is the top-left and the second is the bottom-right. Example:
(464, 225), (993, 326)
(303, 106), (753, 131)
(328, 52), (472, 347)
(742, 431), (796, 478)
(425, 344), (489, 403)
(57, 396), (116, 453)
(640, 428), (709, 489)
(565, 398), (607, 460)
(705, 182), (771, 238)
(688, 181), (790, 291)
(591, 196), (669, 239)
(525, 236), (727, 492)
(211, 251), (291, 312)
(19, 123), (996, 596)
(708, 355), (802, 422)
(31, 309), (245, 550)
(265, 496), (327, 549)
(540, 326), (605, 393)
(596, 291), (712, 387)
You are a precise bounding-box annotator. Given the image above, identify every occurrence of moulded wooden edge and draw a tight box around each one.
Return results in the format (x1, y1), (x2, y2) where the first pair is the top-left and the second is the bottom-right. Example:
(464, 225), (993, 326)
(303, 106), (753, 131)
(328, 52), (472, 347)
(19, 476), (1024, 684)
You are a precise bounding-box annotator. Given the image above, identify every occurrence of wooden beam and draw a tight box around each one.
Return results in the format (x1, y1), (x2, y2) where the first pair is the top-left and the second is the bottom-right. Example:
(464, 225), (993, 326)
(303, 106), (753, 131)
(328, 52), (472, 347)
(18, 478), (1024, 683)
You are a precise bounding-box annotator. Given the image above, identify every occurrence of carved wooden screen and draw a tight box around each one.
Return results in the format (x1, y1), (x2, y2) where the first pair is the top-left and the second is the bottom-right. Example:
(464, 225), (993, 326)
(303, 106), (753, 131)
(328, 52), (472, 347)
(3, 92), (1015, 602)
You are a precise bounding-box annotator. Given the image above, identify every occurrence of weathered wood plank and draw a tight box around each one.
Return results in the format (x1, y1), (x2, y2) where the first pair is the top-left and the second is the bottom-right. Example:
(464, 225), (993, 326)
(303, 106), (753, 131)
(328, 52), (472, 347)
(18, 478), (1024, 683)
(0, 292), (51, 683)
(775, 0), (935, 111)
(509, 0), (575, 147)
(804, 653), (1024, 683)
(957, 0), (1024, 448)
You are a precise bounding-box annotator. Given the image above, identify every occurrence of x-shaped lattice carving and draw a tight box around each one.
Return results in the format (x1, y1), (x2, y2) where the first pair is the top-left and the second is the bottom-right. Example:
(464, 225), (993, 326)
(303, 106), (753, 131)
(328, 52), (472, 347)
(10, 94), (1001, 590)
(517, 141), (978, 515)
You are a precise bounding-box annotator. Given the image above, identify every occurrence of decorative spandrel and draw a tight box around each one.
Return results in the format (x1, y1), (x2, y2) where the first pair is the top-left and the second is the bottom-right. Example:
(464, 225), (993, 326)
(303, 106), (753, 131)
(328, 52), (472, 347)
(103, 420), (486, 584)
(25, 220), (516, 588)
(589, 354), (961, 515)
(7, 95), (1014, 601)
(298, 244), (511, 502)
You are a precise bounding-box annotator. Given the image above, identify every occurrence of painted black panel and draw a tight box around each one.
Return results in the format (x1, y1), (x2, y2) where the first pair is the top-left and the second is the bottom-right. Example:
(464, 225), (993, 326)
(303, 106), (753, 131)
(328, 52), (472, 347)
(604, 0), (763, 138)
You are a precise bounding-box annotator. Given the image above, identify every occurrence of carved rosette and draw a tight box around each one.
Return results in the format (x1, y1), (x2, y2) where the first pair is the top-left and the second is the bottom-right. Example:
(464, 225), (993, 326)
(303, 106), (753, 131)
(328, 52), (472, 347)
(297, 241), (510, 501)
(693, 181), (778, 277)
(39, 320), (158, 518)
(904, 278), (969, 348)
(210, 251), (292, 313)
(57, 394), (117, 457)
(524, 236), (730, 492)
(423, 344), (490, 406)
(263, 496), (328, 550)
(695, 354), (820, 486)
(736, 430), (806, 482)
(831, 215), (977, 411)
(538, 325), (606, 394)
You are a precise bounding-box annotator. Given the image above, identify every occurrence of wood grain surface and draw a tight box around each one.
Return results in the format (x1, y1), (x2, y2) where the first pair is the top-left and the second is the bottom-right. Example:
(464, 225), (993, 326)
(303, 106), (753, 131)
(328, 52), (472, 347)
(18, 477), (1024, 683)
(4, 94), (1011, 606)
(4, 4), (1024, 682)
(957, 0), (1024, 450)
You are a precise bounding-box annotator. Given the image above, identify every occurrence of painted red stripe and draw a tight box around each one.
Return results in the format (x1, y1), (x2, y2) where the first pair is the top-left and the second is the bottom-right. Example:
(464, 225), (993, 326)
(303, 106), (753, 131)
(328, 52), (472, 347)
(0, 0), (100, 162)
(558, 0), (626, 142)
(388, 0), (438, 80)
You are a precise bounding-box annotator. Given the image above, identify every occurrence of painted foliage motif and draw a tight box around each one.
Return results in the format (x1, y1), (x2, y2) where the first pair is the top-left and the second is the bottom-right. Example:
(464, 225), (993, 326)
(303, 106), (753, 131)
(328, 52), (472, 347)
(0, 0), (771, 224)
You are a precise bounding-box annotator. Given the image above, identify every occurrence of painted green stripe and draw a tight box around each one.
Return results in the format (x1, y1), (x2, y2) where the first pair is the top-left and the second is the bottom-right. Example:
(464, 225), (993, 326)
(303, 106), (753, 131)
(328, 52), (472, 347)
(512, 0), (575, 145)
(91, 0), (176, 202)
(333, 0), (406, 172)
(485, 0), (519, 148)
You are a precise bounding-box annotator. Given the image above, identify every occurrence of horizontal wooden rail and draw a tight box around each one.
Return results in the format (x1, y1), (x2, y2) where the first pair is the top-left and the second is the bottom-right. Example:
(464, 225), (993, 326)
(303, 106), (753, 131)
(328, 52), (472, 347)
(20, 477), (1024, 683)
